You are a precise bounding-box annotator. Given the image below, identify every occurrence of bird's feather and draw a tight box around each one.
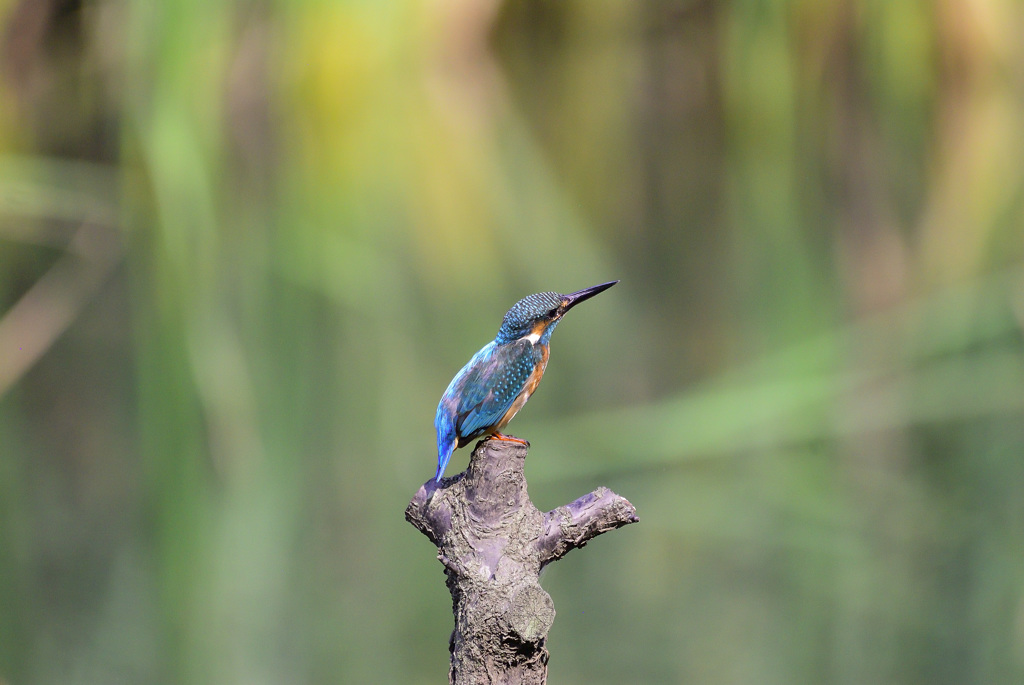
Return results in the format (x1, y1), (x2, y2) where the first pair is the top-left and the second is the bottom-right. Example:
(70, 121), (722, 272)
(434, 339), (545, 479)
(456, 340), (543, 438)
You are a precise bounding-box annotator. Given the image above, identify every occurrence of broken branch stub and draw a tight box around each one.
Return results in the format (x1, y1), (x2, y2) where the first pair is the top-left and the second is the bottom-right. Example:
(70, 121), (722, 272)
(406, 438), (638, 684)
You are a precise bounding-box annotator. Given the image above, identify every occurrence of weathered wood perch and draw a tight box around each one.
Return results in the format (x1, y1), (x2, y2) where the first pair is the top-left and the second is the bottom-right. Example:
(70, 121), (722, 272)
(406, 437), (638, 684)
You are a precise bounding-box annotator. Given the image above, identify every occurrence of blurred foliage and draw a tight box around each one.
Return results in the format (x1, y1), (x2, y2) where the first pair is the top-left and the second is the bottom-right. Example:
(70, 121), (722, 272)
(1, 0), (1023, 683)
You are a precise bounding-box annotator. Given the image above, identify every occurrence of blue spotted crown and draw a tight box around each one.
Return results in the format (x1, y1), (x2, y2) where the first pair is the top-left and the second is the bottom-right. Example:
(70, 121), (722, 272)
(495, 292), (563, 343)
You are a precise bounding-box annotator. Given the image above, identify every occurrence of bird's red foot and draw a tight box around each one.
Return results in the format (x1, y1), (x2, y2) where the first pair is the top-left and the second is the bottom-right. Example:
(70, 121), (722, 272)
(491, 431), (529, 446)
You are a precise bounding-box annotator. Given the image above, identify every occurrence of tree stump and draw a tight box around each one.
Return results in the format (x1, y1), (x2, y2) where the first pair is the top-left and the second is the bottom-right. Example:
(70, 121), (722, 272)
(406, 437), (638, 684)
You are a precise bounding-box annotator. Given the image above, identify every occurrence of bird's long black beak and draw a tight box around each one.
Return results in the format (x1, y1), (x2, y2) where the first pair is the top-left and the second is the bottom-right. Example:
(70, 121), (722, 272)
(560, 280), (619, 314)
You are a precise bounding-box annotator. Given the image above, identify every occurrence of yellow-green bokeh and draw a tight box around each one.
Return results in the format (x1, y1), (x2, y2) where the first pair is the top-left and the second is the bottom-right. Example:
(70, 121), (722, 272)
(1, 1), (1023, 683)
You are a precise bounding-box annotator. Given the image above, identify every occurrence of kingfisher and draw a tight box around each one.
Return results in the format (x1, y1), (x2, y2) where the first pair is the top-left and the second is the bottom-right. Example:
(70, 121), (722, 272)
(434, 280), (618, 480)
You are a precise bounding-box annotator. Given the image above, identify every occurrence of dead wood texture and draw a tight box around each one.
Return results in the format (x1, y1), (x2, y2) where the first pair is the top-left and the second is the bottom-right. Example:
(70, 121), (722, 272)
(406, 438), (638, 685)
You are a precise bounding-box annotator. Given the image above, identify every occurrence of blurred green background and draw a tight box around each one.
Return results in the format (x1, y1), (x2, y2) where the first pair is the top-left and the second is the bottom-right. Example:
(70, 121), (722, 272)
(1, 0), (1023, 683)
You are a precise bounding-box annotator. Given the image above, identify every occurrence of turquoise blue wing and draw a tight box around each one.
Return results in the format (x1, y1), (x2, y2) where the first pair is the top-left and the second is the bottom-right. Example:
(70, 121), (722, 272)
(437, 340), (538, 440)
(456, 339), (542, 439)
(435, 342), (509, 479)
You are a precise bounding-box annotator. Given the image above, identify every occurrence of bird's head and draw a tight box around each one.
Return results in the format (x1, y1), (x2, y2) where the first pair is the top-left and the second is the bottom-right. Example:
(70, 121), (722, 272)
(494, 280), (618, 344)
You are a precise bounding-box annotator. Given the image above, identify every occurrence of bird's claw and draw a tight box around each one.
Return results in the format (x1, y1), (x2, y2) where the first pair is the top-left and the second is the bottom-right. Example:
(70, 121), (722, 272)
(491, 432), (530, 447)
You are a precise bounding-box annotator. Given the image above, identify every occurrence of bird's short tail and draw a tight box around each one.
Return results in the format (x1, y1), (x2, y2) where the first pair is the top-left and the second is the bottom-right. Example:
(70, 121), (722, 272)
(435, 441), (455, 481)
(435, 412), (457, 481)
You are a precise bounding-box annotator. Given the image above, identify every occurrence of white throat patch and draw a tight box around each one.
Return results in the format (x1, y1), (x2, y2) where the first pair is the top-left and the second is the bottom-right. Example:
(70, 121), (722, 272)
(522, 331), (541, 344)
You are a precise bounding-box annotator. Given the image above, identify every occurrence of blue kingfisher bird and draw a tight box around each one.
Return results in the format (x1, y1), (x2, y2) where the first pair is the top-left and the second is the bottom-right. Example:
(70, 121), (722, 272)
(434, 280), (618, 480)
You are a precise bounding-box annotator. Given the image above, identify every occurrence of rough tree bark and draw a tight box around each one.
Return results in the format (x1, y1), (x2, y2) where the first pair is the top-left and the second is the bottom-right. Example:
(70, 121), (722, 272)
(406, 437), (638, 685)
